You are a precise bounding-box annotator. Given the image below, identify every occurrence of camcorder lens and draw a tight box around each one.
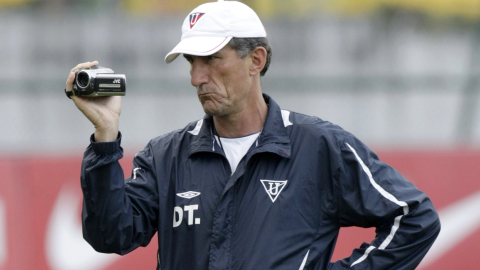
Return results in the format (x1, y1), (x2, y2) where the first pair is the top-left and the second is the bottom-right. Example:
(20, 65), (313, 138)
(76, 72), (90, 88)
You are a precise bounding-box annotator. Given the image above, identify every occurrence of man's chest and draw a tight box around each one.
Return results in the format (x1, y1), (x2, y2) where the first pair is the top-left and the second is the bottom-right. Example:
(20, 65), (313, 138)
(153, 135), (340, 268)
(160, 153), (335, 259)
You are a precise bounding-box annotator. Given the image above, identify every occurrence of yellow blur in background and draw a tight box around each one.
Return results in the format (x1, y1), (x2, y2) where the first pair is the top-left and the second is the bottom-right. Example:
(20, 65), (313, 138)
(0, 0), (30, 7)
(3, 0), (480, 20)
(123, 0), (480, 20)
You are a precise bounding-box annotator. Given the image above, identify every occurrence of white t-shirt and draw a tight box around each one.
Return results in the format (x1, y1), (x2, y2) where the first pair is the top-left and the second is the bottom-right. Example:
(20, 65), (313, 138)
(215, 132), (260, 174)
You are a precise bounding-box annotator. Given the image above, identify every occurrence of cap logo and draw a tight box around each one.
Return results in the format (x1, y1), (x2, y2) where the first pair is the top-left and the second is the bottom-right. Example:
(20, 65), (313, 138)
(189, 13), (205, 29)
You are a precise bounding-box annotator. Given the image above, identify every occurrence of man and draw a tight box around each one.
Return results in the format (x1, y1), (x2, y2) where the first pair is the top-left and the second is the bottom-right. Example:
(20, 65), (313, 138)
(66, 0), (440, 269)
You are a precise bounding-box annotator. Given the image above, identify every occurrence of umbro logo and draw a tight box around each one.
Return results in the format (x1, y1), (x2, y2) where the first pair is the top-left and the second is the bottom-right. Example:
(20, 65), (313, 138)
(189, 13), (205, 29)
(260, 180), (288, 203)
(176, 191), (201, 199)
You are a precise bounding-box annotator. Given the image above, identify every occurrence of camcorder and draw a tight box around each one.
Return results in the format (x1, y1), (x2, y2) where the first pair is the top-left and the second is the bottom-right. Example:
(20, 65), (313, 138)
(72, 65), (126, 97)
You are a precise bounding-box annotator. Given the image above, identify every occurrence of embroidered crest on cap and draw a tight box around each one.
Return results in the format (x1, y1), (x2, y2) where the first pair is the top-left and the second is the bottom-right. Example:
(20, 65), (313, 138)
(260, 180), (288, 203)
(189, 13), (205, 29)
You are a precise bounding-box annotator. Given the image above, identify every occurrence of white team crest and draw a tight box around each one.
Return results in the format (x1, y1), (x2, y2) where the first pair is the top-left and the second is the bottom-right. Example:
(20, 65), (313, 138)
(176, 191), (201, 199)
(260, 180), (288, 203)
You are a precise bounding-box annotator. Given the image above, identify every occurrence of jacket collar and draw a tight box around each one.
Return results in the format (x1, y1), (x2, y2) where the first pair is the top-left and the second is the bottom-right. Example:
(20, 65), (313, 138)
(187, 93), (291, 158)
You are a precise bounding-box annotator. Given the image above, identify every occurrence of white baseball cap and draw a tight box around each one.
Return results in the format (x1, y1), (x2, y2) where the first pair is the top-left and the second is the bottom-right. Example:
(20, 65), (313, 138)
(165, 0), (267, 63)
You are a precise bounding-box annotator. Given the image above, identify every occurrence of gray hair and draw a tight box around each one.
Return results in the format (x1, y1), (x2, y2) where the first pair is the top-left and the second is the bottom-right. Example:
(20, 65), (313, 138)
(228, 37), (272, 77)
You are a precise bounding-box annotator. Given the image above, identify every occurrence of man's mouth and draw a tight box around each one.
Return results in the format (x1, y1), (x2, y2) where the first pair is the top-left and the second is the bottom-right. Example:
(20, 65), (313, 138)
(198, 89), (216, 98)
(198, 93), (216, 104)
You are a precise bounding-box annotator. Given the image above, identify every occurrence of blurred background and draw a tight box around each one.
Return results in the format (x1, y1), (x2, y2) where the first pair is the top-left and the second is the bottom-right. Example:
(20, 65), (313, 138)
(1, 0), (480, 269)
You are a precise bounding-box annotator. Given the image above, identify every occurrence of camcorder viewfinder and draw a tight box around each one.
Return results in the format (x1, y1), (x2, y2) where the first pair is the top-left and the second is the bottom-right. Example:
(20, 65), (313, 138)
(73, 65), (126, 97)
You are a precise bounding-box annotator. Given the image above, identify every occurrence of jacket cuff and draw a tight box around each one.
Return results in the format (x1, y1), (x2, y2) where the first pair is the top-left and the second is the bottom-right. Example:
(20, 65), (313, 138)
(90, 132), (122, 155)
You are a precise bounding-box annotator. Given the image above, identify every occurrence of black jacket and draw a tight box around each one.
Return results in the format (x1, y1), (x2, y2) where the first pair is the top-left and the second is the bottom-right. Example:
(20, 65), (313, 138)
(81, 94), (440, 269)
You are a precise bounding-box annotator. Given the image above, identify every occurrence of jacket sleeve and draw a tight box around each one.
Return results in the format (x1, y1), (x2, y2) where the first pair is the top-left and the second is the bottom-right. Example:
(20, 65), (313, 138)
(81, 133), (159, 255)
(328, 134), (441, 270)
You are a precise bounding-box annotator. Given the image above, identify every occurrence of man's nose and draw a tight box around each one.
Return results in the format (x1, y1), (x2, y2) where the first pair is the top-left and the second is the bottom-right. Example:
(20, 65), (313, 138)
(190, 59), (209, 87)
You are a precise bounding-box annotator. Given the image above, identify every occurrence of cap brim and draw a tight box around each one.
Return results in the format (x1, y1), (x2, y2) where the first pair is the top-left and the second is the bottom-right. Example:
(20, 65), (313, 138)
(165, 36), (233, 63)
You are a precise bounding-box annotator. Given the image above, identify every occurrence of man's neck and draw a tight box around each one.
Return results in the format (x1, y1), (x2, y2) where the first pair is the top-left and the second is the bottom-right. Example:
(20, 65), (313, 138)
(213, 93), (268, 138)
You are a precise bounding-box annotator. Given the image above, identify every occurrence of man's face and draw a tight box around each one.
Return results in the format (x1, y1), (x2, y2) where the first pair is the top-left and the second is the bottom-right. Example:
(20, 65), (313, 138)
(185, 45), (253, 117)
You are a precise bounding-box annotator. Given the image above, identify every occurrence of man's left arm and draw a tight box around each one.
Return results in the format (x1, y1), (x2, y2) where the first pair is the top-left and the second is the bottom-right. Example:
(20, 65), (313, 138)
(329, 135), (441, 270)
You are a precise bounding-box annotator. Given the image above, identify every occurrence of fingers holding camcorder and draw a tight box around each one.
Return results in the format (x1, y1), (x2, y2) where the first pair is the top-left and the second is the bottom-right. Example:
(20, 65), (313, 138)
(65, 60), (122, 142)
(66, 61), (99, 93)
(70, 61), (99, 73)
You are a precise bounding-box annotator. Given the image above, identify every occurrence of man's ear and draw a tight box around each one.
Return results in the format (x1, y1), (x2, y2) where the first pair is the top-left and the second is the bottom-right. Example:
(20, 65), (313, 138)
(249, 47), (267, 76)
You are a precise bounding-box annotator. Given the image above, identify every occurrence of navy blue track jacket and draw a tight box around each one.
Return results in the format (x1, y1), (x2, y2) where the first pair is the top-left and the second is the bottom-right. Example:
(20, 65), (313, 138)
(81, 94), (440, 270)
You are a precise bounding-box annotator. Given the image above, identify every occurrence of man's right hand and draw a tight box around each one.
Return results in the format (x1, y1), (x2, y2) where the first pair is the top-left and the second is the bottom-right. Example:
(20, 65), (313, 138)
(66, 61), (122, 142)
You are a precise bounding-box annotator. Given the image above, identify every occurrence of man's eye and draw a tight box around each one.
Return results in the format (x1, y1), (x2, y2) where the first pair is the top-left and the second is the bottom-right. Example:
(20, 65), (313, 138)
(206, 55), (216, 60)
